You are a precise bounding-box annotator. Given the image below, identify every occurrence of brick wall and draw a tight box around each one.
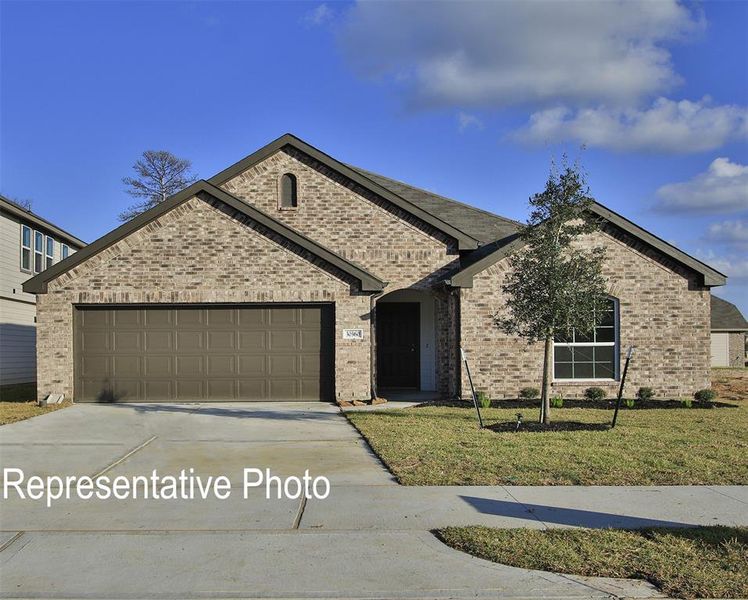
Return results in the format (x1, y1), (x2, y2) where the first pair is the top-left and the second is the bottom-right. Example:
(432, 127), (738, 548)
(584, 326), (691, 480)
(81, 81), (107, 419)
(460, 225), (712, 399)
(728, 332), (746, 367)
(36, 196), (372, 402)
(220, 148), (462, 394)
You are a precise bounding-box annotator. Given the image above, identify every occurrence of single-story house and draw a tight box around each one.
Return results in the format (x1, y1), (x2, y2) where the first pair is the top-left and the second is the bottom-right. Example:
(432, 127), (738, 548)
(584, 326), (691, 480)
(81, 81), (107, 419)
(0, 194), (85, 389)
(23, 134), (726, 403)
(710, 295), (747, 367)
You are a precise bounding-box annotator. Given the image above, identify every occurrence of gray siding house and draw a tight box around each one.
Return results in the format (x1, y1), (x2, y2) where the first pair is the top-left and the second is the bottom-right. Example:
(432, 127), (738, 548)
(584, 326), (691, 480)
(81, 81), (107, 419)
(710, 295), (748, 367)
(0, 195), (85, 387)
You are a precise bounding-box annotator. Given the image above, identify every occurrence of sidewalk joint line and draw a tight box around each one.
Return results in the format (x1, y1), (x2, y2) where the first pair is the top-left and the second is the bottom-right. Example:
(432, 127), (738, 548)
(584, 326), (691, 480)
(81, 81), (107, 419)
(501, 486), (550, 529)
(0, 531), (25, 553)
(292, 496), (308, 529)
(91, 435), (157, 479)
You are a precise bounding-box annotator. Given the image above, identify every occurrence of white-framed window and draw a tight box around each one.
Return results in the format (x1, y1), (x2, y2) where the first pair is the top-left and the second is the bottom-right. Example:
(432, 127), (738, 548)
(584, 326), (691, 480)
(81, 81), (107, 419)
(553, 298), (619, 381)
(45, 235), (54, 269)
(34, 231), (44, 273)
(61, 244), (70, 260)
(20, 225), (32, 272)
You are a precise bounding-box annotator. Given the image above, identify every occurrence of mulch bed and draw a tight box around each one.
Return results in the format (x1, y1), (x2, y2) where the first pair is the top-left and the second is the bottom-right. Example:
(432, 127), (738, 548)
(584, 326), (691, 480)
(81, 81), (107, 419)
(487, 420), (611, 433)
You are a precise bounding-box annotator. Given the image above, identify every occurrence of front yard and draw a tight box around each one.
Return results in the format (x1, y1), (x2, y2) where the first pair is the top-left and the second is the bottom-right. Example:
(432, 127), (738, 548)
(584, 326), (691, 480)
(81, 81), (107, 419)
(437, 526), (748, 599)
(347, 371), (748, 485)
(0, 383), (71, 425)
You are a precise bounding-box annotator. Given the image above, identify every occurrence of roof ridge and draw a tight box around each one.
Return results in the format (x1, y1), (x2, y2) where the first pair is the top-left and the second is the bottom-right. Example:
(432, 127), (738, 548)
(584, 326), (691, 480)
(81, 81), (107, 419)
(346, 164), (522, 227)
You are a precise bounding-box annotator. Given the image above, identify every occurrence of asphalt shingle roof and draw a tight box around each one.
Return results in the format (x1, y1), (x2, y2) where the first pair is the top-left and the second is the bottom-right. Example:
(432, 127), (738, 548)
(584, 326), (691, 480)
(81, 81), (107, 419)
(711, 296), (748, 331)
(348, 165), (520, 244)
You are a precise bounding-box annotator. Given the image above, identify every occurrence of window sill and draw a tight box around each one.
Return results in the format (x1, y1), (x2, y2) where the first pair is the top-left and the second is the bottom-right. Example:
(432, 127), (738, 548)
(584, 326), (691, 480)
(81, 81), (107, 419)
(553, 379), (619, 384)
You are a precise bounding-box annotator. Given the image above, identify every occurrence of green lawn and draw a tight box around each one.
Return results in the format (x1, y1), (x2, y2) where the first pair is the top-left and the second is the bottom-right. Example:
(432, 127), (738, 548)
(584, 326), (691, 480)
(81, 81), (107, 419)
(437, 526), (748, 600)
(346, 400), (748, 485)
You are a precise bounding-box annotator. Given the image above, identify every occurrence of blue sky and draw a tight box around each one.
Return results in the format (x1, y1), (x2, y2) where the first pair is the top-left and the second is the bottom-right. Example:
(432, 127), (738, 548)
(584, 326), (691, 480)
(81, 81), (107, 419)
(1, 0), (746, 312)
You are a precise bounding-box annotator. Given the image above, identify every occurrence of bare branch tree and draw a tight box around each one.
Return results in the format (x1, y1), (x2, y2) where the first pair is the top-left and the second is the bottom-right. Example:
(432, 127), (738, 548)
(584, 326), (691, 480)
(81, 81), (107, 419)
(6, 196), (33, 211)
(119, 150), (197, 221)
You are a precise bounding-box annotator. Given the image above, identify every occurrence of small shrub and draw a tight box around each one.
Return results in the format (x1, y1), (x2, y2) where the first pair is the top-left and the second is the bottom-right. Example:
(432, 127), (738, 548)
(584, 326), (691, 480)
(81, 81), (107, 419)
(624, 398), (635, 409)
(681, 397), (693, 408)
(584, 387), (606, 401)
(476, 391), (491, 409)
(636, 387), (654, 402)
(550, 396), (563, 408)
(519, 387), (540, 400)
(694, 389), (717, 406)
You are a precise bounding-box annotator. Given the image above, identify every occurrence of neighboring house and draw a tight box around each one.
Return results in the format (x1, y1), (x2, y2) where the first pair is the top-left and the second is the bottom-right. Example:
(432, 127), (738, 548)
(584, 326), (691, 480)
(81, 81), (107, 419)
(23, 134), (726, 403)
(0, 195), (85, 387)
(710, 295), (748, 368)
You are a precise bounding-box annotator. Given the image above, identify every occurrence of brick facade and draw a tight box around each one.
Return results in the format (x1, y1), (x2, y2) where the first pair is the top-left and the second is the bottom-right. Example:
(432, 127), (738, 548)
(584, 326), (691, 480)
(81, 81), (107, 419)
(36, 196), (372, 402)
(728, 332), (746, 367)
(34, 146), (715, 403)
(460, 225), (711, 399)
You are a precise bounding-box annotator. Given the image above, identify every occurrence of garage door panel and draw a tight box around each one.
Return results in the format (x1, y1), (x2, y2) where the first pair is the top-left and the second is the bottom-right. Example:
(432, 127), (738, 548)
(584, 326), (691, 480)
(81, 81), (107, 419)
(144, 381), (173, 400)
(239, 355), (266, 375)
(270, 330), (297, 350)
(270, 355), (298, 376)
(238, 309), (265, 328)
(270, 308), (297, 326)
(176, 331), (204, 352)
(113, 331), (141, 352)
(113, 309), (142, 328)
(208, 330), (235, 351)
(301, 330), (321, 351)
(144, 309), (173, 328)
(75, 305), (333, 402)
(207, 355), (236, 376)
(82, 331), (110, 353)
(145, 330), (173, 352)
(176, 380), (204, 400)
(176, 355), (203, 376)
(144, 356), (172, 377)
(81, 309), (109, 328)
(238, 331), (266, 351)
(80, 355), (109, 377)
(176, 309), (204, 327)
(207, 379), (236, 399)
(113, 356), (141, 378)
(206, 309), (236, 327)
(269, 379), (297, 400)
(238, 380), (267, 400)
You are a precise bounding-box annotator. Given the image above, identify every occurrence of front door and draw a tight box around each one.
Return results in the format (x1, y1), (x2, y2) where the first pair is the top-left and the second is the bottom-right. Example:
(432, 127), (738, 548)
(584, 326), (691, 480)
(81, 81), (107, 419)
(376, 302), (420, 389)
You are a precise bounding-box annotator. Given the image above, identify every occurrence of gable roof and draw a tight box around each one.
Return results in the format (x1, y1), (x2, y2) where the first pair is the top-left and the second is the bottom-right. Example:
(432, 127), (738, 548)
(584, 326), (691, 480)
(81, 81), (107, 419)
(446, 202), (727, 288)
(23, 181), (385, 294)
(346, 166), (520, 244)
(711, 296), (748, 331)
(209, 134), (480, 250)
(0, 194), (86, 248)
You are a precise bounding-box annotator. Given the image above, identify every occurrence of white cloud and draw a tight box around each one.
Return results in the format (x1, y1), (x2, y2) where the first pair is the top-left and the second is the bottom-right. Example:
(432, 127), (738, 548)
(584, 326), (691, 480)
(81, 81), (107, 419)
(339, 0), (702, 108)
(457, 112), (484, 133)
(656, 158), (748, 214)
(704, 220), (748, 250)
(304, 3), (333, 27)
(512, 98), (748, 153)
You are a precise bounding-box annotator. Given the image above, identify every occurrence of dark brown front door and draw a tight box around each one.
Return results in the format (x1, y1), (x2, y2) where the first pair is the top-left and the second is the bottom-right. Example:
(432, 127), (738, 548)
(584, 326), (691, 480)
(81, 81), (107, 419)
(376, 302), (420, 389)
(74, 304), (334, 402)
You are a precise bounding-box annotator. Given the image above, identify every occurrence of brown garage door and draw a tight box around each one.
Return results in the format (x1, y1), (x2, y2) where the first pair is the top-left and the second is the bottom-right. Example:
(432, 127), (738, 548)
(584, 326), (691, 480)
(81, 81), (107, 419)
(74, 305), (334, 402)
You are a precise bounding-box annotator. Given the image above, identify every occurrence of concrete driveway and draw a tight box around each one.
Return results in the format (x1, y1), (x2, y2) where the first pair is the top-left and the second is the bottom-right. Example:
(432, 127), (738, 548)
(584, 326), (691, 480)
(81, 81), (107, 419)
(0, 403), (692, 599)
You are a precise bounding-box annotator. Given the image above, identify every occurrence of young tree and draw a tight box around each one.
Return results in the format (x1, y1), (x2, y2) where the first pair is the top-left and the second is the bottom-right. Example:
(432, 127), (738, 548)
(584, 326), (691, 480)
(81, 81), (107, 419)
(496, 160), (609, 424)
(119, 150), (197, 221)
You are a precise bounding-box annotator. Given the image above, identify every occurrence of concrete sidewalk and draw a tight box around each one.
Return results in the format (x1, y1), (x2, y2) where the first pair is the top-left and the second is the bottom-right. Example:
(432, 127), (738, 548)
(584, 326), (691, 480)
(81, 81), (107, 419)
(1, 403), (745, 599)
